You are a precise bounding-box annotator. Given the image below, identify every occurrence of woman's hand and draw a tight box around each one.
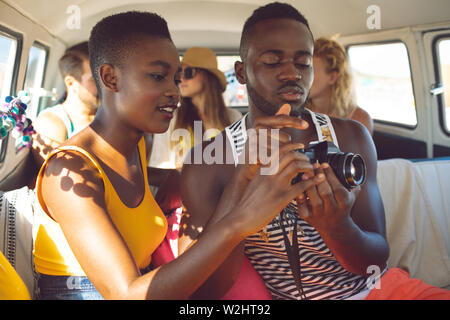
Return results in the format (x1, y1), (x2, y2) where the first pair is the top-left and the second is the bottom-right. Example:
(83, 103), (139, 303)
(228, 144), (325, 238)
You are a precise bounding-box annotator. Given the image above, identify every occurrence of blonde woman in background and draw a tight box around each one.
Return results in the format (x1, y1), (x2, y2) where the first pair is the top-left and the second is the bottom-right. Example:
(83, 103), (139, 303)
(307, 37), (374, 135)
(149, 47), (242, 170)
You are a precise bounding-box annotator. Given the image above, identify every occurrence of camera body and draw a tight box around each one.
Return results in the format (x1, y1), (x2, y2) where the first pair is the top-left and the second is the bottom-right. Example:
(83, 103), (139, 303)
(291, 141), (366, 189)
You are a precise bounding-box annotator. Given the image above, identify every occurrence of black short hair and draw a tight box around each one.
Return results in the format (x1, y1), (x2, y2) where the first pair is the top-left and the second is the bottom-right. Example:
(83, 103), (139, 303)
(89, 11), (172, 95)
(239, 2), (313, 60)
(58, 42), (89, 82)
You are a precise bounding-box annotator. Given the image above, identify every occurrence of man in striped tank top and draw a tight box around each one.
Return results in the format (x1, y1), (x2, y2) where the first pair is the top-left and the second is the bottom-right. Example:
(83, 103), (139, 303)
(179, 2), (450, 300)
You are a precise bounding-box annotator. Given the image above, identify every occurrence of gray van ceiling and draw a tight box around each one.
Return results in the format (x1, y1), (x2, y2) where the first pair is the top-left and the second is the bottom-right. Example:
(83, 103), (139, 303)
(3, 0), (450, 49)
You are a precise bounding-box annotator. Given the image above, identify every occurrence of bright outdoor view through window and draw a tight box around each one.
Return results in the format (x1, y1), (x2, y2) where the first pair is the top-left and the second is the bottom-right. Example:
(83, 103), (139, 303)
(348, 42), (416, 126)
(438, 38), (450, 132)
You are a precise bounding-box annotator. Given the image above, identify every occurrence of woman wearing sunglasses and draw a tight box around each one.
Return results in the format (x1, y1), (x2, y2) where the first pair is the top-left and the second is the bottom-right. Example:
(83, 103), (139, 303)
(149, 47), (242, 170)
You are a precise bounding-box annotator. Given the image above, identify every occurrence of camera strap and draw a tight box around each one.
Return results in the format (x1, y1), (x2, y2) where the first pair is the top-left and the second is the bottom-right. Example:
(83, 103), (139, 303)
(278, 210), (307, 300)
(305, 109), (339, 148)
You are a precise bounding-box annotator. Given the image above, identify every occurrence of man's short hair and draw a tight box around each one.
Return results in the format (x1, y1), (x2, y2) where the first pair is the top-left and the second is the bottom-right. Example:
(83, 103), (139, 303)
(239, 2), (313, 60)
(89, 11), (172, 95)
(58, 41), (89, 82)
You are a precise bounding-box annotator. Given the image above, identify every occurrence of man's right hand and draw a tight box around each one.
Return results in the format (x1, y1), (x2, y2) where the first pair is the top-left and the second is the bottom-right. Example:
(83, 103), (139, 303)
(237, 103), (308, 181)
(224, 104), (324, 238)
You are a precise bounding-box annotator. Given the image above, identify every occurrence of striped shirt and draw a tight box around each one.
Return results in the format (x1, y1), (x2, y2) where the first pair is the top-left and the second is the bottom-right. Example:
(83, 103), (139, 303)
(225, 111), (371, 300)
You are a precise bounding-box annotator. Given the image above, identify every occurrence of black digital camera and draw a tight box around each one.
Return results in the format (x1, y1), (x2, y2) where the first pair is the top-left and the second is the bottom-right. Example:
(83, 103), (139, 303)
(291, 141), (366, 189)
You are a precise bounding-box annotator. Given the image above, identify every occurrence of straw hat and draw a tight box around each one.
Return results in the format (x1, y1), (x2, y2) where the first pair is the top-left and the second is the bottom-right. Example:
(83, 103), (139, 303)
(181, 47), (228, 92)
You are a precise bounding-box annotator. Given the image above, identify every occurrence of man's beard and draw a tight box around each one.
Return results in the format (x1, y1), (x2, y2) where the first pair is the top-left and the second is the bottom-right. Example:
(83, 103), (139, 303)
(246, 82), (309, 118)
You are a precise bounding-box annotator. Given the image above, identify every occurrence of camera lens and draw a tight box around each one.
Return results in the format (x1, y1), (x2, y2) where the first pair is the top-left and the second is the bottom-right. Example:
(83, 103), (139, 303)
(328, 153), (365, 188)
(344, 154), (365, 187)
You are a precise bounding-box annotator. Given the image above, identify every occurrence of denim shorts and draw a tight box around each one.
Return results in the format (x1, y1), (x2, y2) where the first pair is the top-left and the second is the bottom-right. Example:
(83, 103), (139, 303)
(36, 273), (103, 300)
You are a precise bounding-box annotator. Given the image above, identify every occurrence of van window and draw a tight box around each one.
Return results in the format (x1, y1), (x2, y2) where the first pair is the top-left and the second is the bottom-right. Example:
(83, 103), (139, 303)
(23, 42), (49, 118)
(0, 27), (22, 164)
(348, 42), (417, 127)
(217, 55), (248, 107)
(0, 31), (19, 103)
(437, 38), (450, 133)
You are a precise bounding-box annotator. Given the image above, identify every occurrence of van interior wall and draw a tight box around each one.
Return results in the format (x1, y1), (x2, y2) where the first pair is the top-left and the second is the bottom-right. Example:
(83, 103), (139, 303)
(0, 2), (66, 190)
(339, 22), (450, 160)
(0, 1), (66, 118)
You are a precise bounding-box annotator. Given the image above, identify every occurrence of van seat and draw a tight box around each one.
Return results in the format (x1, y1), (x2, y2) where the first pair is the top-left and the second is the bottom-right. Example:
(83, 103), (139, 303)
(377, 158), (450, 289)
(0, 186), (36, 297)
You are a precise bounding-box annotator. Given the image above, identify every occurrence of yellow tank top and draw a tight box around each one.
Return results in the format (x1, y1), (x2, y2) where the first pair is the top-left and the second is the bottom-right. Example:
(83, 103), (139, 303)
(0, 251), (30, 300)
(33, 137), (168, 276)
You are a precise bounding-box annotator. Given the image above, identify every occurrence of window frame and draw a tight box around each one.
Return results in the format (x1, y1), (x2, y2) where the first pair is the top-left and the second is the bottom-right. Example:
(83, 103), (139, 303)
(22, 40), (50, 117)
(0, 25), (23, 165)
(0, 24), (23, 98)
(431, 33), (450, 137)
(346, 39), (418, 130)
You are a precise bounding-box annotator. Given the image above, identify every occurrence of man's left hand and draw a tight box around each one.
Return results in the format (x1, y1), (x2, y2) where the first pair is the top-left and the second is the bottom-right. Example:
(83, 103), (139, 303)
(297, 162), (361, 233)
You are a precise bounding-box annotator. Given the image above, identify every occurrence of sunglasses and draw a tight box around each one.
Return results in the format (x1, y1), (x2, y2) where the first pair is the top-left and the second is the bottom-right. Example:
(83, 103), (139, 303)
(182, 67), (198, 80)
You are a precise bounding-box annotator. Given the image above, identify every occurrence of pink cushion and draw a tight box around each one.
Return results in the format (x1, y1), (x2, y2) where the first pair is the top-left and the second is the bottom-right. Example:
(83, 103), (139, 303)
(151, 207), (271, 300)
(221, 255), (272, 300)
